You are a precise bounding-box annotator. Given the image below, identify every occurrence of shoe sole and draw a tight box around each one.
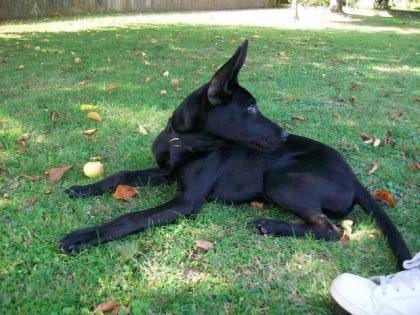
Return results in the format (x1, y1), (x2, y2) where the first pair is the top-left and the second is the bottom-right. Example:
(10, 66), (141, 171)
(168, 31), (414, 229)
(330, 283), (373, 315)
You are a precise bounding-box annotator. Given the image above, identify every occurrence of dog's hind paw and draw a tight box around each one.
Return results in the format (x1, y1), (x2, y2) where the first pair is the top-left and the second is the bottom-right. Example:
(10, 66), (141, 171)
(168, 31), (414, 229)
(252, 218), (271, 235)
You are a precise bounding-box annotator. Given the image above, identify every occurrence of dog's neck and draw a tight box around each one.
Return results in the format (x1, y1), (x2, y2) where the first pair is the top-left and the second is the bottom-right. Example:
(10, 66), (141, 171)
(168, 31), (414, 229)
(167, 122), (227, 152)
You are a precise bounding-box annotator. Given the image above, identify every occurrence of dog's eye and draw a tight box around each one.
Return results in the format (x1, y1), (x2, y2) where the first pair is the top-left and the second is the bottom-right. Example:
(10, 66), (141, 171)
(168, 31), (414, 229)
(247, 104), (258, 114)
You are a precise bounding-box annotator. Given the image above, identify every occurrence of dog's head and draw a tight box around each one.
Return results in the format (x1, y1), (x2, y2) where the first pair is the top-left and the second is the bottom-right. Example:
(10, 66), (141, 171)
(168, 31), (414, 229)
(171, 40), (288, 151)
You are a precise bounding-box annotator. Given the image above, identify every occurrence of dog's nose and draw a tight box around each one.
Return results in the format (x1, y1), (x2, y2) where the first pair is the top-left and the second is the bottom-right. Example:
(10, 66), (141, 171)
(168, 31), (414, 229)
(281, 130), (289, 141)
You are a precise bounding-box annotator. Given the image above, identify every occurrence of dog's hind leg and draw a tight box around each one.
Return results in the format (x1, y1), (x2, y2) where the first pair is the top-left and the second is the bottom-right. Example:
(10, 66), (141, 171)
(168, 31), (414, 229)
(254, 173), (343, 240)
(253, 212), (341, 241)
(65, 168), (169, 198)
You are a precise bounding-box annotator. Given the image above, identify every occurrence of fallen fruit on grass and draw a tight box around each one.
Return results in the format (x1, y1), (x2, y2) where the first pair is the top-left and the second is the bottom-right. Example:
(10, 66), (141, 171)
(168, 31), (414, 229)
(83, 161), (104, 178)
(87, 112), (101, 122)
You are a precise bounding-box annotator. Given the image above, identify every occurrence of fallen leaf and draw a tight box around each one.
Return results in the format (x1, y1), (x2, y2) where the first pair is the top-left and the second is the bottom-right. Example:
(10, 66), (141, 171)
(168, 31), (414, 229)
(351, 82), (362, 91)
(17, 65), (24, 70)
(361, 133), (371, 142)
(73, 57), (81, 64)
(384, 129), (392, 146)
(195, 240), (214, 251)
(0, 142), (4, 150)
(24, 43), (30, 48)
(339, 220), (353, 245)
(250, 201), (265, 209)
(171, 78), (179, 86)
(49, 111), (59, 122)
(116, 242), (138, 262)
(95, 300), (120, 313)
(35, 46), (40, 51)
(137, 124), (148, 135)
(105, 82), (119, 94)
(78, 79), (91, 86)
(82, 128), (97, 135)
(374, 190), (396, 208)
(160, 90), (167, 95)
(113, 185), (138, 201)
(163, 70), (169, 77)
(144, 60), (151, 65)
(19, 134), (30, 145)
(348, 95), (356, 103)
(373, 138), (381, 147)
(19, 174), (40, 181)
(45, 165), (72, 182)
(185, 269), (205, 283)
(145, 76), (154, 83)
(368, 163), (379, 175)
(408, 161), (420, 171)
(80, 104), (97, 111)
(414, 96), (420, 104)
(87, 112), (101, 122)
(291, 115), (305, 121)
(25, 197), (37, 210)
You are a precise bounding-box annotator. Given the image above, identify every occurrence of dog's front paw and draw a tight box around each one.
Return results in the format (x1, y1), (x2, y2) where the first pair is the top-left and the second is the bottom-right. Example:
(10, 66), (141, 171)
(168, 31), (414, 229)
(59, 227), (99, 254)
(65, 185), (102, 198)
(252, 218), (284, 235)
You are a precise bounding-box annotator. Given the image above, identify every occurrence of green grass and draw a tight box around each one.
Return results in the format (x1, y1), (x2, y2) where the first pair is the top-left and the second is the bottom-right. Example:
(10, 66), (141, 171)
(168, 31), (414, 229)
(1, 15), (419, 315)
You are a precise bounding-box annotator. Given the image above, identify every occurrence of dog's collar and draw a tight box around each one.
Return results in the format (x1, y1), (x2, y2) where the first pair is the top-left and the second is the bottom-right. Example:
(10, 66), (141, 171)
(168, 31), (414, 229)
(169, 137), (182, 148)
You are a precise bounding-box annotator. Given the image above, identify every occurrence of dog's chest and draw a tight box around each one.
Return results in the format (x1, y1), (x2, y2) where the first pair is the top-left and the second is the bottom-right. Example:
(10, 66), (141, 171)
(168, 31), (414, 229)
(207, 150), (265, 202)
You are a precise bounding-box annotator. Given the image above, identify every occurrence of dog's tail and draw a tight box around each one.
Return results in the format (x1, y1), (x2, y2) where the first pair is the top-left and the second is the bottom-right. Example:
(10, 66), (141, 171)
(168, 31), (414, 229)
(354, 181), (411, 269)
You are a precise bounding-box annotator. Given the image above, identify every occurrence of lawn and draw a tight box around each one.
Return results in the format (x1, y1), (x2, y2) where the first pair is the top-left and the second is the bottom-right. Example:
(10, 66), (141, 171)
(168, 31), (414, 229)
(0, 13), (419, 315)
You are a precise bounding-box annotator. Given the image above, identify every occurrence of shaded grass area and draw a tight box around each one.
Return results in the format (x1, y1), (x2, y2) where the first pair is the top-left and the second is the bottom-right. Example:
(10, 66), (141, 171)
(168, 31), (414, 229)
(0, 18), (419, 314)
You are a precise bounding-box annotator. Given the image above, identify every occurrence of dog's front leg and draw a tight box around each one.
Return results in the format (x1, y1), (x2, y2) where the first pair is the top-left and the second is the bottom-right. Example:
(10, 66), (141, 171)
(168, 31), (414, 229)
(65, 168), (169, 198)
(59, 194), (203, 254)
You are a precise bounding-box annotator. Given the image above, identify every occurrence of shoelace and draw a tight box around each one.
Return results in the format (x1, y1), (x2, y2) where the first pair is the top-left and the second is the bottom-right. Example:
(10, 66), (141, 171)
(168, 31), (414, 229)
(371, 252), (420, 295)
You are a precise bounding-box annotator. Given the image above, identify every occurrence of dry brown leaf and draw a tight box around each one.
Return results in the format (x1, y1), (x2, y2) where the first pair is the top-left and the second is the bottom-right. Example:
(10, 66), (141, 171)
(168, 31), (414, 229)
(348, 95), (356, 103)
(19, 134), (30, 145)
(45, 165), (72, 182)
(351, 82), (362, 91)
(80, 104), (97, 111)
(74, 57), (81, 64)
(113, 185), (139, 201)
(195, 240), (214, 251)
(137, 124), (148, 135)
(25, 197), (37, 210)
(368, 163), (379, 176)
(82, 128), (97, 135)
(0, 142), (5, 151)
(384, 129), (393, 146)
(105, 82), (119, 94)
(291, 116), (305, 121)
(95, 300), (120, 313)
(408, 161), (420, 171)
(19, 174), (40, 181)
(145, 76), (154, 83)
(250, 201), (265, 209)
(87, 112), (101, 122)
(49, 111), (58, 122)
(374, 190), (396, 208)
(339, 220), (353, 245)
(78, 79), (91, 86)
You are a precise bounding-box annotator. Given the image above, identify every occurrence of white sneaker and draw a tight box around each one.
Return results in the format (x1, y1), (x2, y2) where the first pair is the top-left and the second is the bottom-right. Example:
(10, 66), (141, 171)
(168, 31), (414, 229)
(330, 252), (420, 315)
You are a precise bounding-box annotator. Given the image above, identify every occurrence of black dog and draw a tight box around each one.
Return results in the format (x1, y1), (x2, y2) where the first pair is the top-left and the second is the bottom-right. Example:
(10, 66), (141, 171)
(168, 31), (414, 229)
(60, 40), (410, 267)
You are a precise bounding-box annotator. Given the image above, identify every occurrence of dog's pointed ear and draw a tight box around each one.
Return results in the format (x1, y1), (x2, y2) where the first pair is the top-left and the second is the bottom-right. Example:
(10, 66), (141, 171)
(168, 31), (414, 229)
(208, 40), (248, 106)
